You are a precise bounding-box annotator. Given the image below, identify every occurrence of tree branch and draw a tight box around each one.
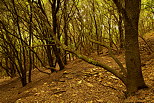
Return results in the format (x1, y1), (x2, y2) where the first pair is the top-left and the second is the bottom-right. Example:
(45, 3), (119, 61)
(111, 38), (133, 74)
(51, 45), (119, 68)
(89, 38), (127, 76)
(53, 36), (127, 85)
(66, 47), (126, 84)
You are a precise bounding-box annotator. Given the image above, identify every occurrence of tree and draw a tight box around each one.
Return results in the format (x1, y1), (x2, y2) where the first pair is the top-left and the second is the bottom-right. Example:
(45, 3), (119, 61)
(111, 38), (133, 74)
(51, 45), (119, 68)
(124, 0), (148, 95)
(0, 0), (50, 86)
(50, 0), (65, 70)
(112, 0), (148, 96)
(0, 0), (150, 96)
(139, 0), (154, 36)
(53, 0), (148, 96)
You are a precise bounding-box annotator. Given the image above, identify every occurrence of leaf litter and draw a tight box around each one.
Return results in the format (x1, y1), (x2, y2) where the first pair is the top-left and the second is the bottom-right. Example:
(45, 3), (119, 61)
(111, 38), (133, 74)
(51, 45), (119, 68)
(0, 36), (154, 103)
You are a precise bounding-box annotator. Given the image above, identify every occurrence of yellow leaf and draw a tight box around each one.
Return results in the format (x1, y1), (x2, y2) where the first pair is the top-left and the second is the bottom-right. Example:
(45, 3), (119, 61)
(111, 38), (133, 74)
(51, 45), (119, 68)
(86, 82), (94, 87)
(77, 80), (82, 84)
(86, 101), (93, 103)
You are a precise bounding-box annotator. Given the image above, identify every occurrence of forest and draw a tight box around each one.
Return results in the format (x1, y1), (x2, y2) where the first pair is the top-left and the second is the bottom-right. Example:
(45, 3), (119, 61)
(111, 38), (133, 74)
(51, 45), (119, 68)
(0, 0), (153, 102)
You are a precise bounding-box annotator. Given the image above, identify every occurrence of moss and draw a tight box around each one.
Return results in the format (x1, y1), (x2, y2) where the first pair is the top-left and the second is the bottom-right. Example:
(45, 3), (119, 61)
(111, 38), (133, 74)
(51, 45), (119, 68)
(0, 70), (7, 77)
(88, 58), (93, 62)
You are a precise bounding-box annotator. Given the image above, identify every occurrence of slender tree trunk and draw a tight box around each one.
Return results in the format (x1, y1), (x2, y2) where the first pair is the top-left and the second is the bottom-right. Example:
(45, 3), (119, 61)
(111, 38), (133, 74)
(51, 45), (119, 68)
(124, 0), (147, 96)
(63, 0), (68, 64)
(12, 0), (27, 86)
(91, 0), (100, 55)
(94, 15), (100, 55)
(118, 13), (124, 49)
(108, 14), (113, 48)
(46, 41), (55, 72)
(28, 0), (33, 83)
(52, 0), (65, 70)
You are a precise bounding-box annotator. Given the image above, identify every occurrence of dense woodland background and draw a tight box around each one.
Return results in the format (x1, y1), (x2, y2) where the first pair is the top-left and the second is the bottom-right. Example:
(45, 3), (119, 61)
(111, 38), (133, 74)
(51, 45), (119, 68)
(0, 0), (153, 101)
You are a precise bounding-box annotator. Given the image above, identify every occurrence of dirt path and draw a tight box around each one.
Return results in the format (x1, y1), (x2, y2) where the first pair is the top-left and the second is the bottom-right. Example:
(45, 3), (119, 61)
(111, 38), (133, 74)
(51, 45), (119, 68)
(0, 53), (153, 103)
(0, 34), (154, 103)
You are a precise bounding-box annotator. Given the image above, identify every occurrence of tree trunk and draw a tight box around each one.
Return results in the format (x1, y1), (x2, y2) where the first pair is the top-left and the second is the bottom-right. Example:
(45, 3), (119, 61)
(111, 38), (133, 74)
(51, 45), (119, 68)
(28, 1), (33, 83)
(108, 14), (113, 48)
(63, 0), (68, 64)
(46, 42), (55, 72)
(118, 13), (124, 49)
(52, 0), (65, 70)
(124, 0), (147, 96)
(21, 74), (27, 87)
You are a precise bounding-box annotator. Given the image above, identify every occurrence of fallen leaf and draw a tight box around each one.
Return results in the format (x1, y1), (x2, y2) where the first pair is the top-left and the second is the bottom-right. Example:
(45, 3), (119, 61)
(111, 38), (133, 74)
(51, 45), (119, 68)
(41, 90), (45, 93)
(72, 94), (77, 96)
(63, 71), (69, 74)
(107, 82), (112, 85)
(44, 82), (47, 85)
(110, 76), (118, 79)
(77, 80), (82, 84)
(86, 82), (94, 87)
(86, 101), (93, 103)
(97, 99), (104, 102)
(54, 94), (59, 97)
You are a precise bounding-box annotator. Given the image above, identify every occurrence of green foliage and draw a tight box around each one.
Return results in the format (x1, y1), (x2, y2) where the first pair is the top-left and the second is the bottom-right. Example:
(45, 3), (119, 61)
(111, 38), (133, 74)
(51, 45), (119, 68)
(0, 70), (7, 77)
(142, 0), (154, 13)
(0, 0), (152, 89)
(139, 0), (154, 36)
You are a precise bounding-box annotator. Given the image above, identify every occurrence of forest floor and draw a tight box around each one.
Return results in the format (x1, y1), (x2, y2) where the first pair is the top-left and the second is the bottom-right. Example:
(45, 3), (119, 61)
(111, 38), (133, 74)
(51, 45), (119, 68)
(0, 32), (154, 103)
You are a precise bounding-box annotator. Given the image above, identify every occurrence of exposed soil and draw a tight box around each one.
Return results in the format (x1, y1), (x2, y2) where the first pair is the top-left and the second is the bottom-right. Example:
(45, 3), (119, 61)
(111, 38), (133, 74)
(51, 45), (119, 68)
(0, 33), (154, 103)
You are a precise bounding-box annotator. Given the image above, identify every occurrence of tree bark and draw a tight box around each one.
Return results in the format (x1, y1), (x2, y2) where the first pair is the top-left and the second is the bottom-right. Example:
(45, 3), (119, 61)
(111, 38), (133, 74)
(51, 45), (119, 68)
(63, 0), (68, 64)
(118, 13), (124, 49)
(28, 0), (33, 83)
(52, 0), (65, 70)
(46, 41), (55, 72)
(124, 0), (147, 96)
